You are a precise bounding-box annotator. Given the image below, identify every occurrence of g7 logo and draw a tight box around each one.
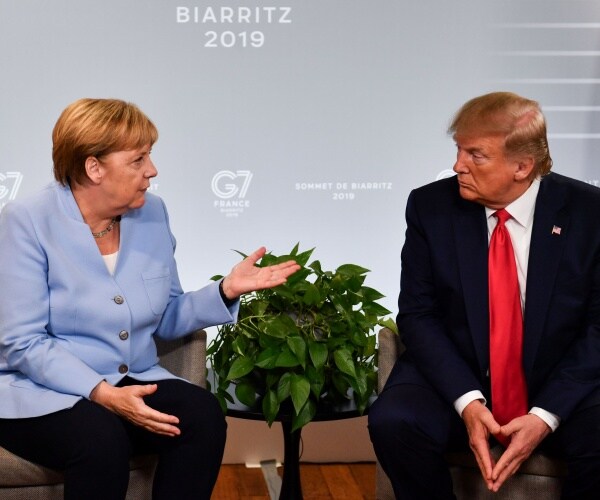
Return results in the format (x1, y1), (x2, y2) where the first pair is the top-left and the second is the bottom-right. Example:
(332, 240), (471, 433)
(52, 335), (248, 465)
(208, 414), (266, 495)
(211, 170), (253, 199)
(0, 172), (23, 201)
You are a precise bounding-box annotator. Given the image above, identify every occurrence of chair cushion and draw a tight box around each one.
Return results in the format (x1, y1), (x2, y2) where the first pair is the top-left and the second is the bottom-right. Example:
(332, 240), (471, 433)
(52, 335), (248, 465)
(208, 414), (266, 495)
(0, 447), (63, 487)
(445, 446), (567, 478)
(0, 446), (157, 487)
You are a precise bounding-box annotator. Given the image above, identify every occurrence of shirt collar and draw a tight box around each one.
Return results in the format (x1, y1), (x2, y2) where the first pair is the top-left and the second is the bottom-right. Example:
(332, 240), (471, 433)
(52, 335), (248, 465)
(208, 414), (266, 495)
(484, 177), (540, 229)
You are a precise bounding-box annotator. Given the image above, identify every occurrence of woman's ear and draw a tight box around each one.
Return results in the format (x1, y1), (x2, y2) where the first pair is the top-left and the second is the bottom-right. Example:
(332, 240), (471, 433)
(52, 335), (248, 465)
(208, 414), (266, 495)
(84, 156), (102, 184)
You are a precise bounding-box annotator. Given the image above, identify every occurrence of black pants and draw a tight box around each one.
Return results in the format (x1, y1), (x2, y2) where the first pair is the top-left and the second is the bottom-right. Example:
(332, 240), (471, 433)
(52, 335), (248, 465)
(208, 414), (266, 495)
(0, 378), (227, 500)
(368, 383), (600, 500)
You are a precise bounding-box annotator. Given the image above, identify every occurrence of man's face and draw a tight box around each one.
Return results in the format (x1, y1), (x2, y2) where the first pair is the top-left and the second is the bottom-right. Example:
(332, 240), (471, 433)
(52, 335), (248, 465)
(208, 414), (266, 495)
(452, 134), (526, 209)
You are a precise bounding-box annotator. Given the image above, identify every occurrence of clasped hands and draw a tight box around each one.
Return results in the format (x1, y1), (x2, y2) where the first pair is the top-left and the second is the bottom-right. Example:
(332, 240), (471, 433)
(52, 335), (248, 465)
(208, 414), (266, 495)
(90, 246), (300, 434)
(462, 400), (551, 492)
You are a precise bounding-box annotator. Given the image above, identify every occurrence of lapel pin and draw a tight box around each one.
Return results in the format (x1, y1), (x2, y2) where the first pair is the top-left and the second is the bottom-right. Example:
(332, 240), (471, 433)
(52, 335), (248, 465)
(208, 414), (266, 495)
(551, 225), (562, 236)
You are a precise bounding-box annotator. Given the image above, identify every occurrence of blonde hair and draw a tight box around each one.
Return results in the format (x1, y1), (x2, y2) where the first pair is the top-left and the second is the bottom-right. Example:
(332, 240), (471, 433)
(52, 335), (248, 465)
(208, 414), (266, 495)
(52, 98), (158, 186)
(448, 92), (552, 177)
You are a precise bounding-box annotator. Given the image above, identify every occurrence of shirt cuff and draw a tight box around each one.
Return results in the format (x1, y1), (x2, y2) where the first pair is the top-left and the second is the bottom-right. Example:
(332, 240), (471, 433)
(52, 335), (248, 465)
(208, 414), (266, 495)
(454, 390), (487, 417)
(529, 407), (561, 432)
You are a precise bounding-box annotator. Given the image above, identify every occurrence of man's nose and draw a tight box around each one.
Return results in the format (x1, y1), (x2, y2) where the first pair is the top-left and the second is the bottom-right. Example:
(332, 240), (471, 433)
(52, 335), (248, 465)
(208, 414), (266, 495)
(453, 152), (469, 174)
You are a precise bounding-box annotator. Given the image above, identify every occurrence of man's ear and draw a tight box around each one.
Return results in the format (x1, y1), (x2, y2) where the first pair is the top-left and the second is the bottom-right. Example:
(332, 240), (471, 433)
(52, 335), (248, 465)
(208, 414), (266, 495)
(514, 156), (535, 181)
(84, 156), (102, 184)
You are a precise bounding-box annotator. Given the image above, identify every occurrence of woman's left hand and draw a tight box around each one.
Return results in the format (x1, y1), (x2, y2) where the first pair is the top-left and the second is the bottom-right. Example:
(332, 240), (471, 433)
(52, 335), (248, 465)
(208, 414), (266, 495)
(220, 246), (300, 300)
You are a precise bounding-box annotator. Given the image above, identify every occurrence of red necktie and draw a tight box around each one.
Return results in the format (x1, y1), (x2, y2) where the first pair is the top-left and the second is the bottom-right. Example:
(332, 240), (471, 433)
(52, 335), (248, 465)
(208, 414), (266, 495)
(489, 209), (528, 442)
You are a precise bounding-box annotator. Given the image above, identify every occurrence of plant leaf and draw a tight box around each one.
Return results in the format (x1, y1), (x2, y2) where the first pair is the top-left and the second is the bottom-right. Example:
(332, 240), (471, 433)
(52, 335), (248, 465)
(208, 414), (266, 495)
(292, 398), (317, 432)
(277, 372), (292, 402)
(275, 349), (301, 368)
(235, 380), (257, 407)
(333, 348), (356, 378)
(290, 374), (311, 415)
(336, 263), (370, 276)
(225, 356), (255, 381)
(255, 347), (280, 369)
(293, 248), (315, 267)
(262, 389), (280, 426)
(302, 282), (321, 306)
(308, 341), (328, 370)
(287, 336), (307, 367)
(306, 365), (325, 398)
(362, 301), (392, 316)
(231, 335), (248, 356)
(360, 286), (385, 302)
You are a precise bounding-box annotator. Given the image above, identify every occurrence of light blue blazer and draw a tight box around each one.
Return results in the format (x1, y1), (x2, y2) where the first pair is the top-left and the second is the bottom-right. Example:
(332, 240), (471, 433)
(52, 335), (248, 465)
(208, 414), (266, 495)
(0, 182), (238, 418)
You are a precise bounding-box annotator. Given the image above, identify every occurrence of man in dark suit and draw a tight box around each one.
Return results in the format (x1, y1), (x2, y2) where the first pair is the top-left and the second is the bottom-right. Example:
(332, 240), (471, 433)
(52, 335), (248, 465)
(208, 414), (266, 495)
(369, 92), (600, 499)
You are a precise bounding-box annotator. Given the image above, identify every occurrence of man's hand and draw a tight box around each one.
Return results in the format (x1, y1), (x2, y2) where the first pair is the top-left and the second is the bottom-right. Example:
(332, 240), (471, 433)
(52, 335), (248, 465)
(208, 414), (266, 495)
(90, 381), (181, 436)
(462, 400), (501, 490)
(488, 414), (551, 491)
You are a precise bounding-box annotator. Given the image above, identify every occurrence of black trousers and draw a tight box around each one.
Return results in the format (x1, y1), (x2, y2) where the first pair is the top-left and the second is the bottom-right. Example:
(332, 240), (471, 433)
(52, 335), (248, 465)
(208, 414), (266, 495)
(0, 378), (227, 500)
(368, 383), (600, 500)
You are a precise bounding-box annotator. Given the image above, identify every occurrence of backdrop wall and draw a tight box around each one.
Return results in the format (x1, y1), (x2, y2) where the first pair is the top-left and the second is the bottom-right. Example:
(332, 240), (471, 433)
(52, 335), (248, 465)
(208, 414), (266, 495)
(1, 0), (599, 464)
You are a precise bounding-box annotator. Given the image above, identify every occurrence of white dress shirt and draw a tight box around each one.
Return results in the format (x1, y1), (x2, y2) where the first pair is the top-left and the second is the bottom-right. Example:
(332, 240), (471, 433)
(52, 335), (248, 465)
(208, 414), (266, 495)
(454, 178), (561, 432)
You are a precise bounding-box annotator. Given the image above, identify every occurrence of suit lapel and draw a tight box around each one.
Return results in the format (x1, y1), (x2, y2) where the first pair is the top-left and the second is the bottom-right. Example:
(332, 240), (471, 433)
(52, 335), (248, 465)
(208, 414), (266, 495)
(523, 174), (570, 377)
(453, 196), (490, 375)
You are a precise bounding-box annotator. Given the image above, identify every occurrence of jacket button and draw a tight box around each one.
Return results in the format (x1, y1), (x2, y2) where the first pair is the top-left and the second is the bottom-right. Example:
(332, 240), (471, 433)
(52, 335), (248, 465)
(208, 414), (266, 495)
(119, 330), (129, 341)
(118, 364), (128, 374)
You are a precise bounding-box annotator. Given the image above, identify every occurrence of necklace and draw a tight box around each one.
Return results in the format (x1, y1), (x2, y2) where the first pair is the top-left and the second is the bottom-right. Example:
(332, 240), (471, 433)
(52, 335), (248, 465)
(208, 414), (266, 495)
(91, 216), (120, 238)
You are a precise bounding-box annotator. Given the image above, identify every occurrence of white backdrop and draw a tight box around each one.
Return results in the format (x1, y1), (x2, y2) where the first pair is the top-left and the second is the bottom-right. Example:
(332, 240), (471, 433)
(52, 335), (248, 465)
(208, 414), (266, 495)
(1, 0), (599, 463)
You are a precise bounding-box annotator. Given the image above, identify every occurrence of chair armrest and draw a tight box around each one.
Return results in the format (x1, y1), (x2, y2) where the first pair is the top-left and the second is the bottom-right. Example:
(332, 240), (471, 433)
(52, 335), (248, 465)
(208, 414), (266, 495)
(377, 327), (403, 393)
(155, 330), (207, 388)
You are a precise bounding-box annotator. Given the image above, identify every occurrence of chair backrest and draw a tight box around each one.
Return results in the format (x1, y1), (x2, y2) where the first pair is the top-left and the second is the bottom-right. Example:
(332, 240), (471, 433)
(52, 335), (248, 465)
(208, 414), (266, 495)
(155, 329), (207, 388)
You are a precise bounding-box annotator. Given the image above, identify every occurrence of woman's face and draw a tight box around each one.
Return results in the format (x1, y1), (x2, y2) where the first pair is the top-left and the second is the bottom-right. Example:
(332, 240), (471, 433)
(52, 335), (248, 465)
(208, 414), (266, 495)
(96, 145), (157, 212)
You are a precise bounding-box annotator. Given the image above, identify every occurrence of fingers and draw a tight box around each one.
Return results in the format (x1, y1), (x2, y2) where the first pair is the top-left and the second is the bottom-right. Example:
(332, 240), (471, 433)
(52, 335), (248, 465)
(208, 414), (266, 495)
(105, 384), (181, 437)
(276, 261), (301, 278)
(462, 402), (498, 488)
(489, 415), (550, 491)
(470, 435), (494, 488)
(245, 246), (267, 265)
(267, 261), (301, 283)
(490, 450), (521, 491)
(136, 383), (158, 396)
(137, 407), (181, 436)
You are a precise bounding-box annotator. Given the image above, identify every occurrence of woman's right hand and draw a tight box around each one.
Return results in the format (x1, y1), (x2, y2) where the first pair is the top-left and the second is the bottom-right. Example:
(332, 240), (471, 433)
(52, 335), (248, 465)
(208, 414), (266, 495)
(90, 381), (180, 436)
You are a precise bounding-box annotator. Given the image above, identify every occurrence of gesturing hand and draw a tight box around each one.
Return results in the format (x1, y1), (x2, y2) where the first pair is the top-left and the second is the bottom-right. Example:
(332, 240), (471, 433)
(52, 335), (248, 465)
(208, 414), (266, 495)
(90, 381), (180, 436)
(220, 246), (301, 300)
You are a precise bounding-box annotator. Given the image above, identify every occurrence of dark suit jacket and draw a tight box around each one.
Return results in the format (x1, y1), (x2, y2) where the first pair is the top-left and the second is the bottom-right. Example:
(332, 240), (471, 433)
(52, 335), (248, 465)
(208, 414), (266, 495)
(388, 172), (600, 421)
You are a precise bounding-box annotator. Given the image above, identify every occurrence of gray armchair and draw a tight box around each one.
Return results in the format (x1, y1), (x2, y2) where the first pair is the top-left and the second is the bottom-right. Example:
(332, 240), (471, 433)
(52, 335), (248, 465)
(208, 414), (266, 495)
(0, 330), (207, 500)
(376, 327), (566, 500)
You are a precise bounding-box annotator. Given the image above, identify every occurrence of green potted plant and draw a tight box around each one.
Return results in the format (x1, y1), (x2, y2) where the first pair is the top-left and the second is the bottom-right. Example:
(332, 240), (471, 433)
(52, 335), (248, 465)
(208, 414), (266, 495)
(207, 244), (397, 431)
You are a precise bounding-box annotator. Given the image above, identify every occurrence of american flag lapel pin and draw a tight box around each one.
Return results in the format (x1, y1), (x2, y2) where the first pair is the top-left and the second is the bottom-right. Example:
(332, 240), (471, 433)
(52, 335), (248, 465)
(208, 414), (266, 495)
(551, 225), (562, 236)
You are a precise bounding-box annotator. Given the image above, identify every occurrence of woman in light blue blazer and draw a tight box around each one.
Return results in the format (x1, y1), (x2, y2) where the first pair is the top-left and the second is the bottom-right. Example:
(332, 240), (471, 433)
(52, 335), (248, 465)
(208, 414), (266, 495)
(0, 98), (299, 500)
